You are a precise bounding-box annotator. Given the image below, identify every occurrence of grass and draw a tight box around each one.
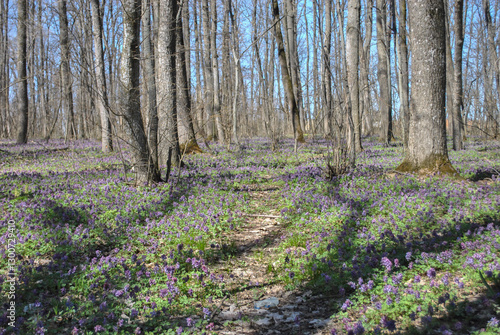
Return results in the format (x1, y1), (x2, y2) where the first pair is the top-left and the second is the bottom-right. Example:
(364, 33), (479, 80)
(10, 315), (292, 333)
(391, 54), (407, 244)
(0, 137), (499, 334)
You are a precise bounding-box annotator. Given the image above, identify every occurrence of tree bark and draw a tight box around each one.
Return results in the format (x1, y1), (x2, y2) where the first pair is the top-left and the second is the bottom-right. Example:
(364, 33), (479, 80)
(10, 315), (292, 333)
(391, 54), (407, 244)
(59, 0), (75, 140)
(201, 0), (215, 140)
(347, 0), (362, 152)
(396, 0), (458, 176)
(271, 0), (303, 150)
(211, 0), (225, 143)
(141, 0), (159, 168)
(156, 0), (180, 173)
(452, 0), (464, 149)
(176, 1), (201, 153)
(16, 0), (28, 144)
(121, 0), (159, 184)
(396, 0), (409, 150)
(376, 0), (392, 145)
(361, 0), (373, 137)
(322, 0), (332, 137)
(91, 0), (113, 152)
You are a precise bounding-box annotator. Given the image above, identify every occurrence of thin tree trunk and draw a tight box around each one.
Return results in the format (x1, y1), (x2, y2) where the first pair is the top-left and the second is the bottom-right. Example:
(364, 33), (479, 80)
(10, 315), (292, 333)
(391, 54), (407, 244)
(347, 0), (362, 152)
(91, 0), (113, 152)
(16, 0), (28, 144)
(376, 0), (391, 145)
(211, 0), (225, 143)
(271, 0), (303, 152)
(176, 1), (201, 153)
(322, 0), (332, 137)
(452, 0), (464, 149)
(201, 0), (215, 140)
(59, 0), (75, 140)
(142, 0), (159, 168)
(396, 0), (409, 150)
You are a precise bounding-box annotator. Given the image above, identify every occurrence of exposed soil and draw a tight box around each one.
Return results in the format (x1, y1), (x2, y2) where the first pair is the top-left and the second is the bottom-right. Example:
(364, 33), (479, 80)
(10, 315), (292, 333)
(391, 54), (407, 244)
(208, 183), (338, 335)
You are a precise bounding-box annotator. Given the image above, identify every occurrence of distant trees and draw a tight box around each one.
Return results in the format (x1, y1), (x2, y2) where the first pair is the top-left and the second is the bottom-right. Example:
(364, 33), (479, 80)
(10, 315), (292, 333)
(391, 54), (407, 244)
(3, 0), (500, 178)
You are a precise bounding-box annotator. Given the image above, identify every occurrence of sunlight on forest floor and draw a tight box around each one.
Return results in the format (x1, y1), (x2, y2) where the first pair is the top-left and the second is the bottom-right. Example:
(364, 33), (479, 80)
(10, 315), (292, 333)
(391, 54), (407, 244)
(0, 137), (499, 334)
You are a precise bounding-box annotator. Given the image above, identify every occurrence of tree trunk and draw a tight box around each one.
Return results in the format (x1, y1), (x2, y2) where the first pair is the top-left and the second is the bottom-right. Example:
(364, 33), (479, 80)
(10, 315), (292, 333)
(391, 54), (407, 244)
(121, 0), (159, 184)
(201, 0), (215, 140)
(396, 0), (409, 150)
(452, 0), (464, 149)
(361, 0), (373, 137)
(16, 0), (28, 144)
(176, 1), (201, 153)
(396, 0), (458, 176)
(141, 0), (159, 168)
(59, 0), (75, 140)
(156, 0), (180, 173)
(347, 0), (362, 152)
(322, 0), (332, 137)
(211, 0), (225, 143)
(376, 0), (391, 145)
(271, 0), (303, 151)
(284, 0), (305, 136)
(91, 0), (113, 152)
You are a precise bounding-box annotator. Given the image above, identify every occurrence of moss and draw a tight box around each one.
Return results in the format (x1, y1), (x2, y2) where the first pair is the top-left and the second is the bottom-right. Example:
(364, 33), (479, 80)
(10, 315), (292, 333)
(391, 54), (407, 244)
(396, 153), (464, 179)
(179, 140), (204, 155)
(296, 130), (306, 143)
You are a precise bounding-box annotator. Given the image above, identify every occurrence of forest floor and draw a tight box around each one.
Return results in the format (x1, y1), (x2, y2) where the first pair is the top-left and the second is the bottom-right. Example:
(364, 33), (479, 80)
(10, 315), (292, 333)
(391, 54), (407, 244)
(0, 137), (500, 335)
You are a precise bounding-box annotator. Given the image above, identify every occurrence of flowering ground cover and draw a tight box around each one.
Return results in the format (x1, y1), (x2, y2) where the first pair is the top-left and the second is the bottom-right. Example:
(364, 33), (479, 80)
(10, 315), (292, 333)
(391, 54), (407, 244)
(0, 138), (499, 334)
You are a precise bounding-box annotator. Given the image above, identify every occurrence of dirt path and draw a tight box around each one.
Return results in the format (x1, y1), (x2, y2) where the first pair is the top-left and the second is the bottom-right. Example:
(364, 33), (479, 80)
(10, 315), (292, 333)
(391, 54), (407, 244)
(211, 184), (335, 335)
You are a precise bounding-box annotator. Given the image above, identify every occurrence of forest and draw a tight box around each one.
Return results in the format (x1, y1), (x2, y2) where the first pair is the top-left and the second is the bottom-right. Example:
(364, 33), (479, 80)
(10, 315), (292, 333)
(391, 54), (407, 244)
(0, 0), (500, 334)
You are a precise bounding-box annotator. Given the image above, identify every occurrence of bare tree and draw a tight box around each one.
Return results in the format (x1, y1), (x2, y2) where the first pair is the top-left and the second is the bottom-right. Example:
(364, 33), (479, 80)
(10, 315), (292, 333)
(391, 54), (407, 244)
(157, 0), (180, 175)
(396, 0), (409, 150)
(452, 0), (464, 149)
(360, 0), (373, 137)
(271, 0), (303, 152)
(347, 0), (362, 152)
(91, 0), (113, 152)
(121, 0), (160, 183)
(376, 0), (392, 145)
(397, 0), (457, 176)
(59, 0), (76, 140)
(141, 0), (159, 167)
(176, 1), (202, 153)
(211, 0), (226, 143)
(16, 0), (28, 144)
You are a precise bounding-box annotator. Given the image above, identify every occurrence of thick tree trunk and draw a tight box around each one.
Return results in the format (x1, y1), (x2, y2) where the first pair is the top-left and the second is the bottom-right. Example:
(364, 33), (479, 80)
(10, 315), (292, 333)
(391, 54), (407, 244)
(121, 0), (159, 184)
(16, 0), (28, 144)
(347, 0), (362, 152)
(396, 0), (458, 176)
(157, 0), (180, 172)
(91, 0), (113, 152)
